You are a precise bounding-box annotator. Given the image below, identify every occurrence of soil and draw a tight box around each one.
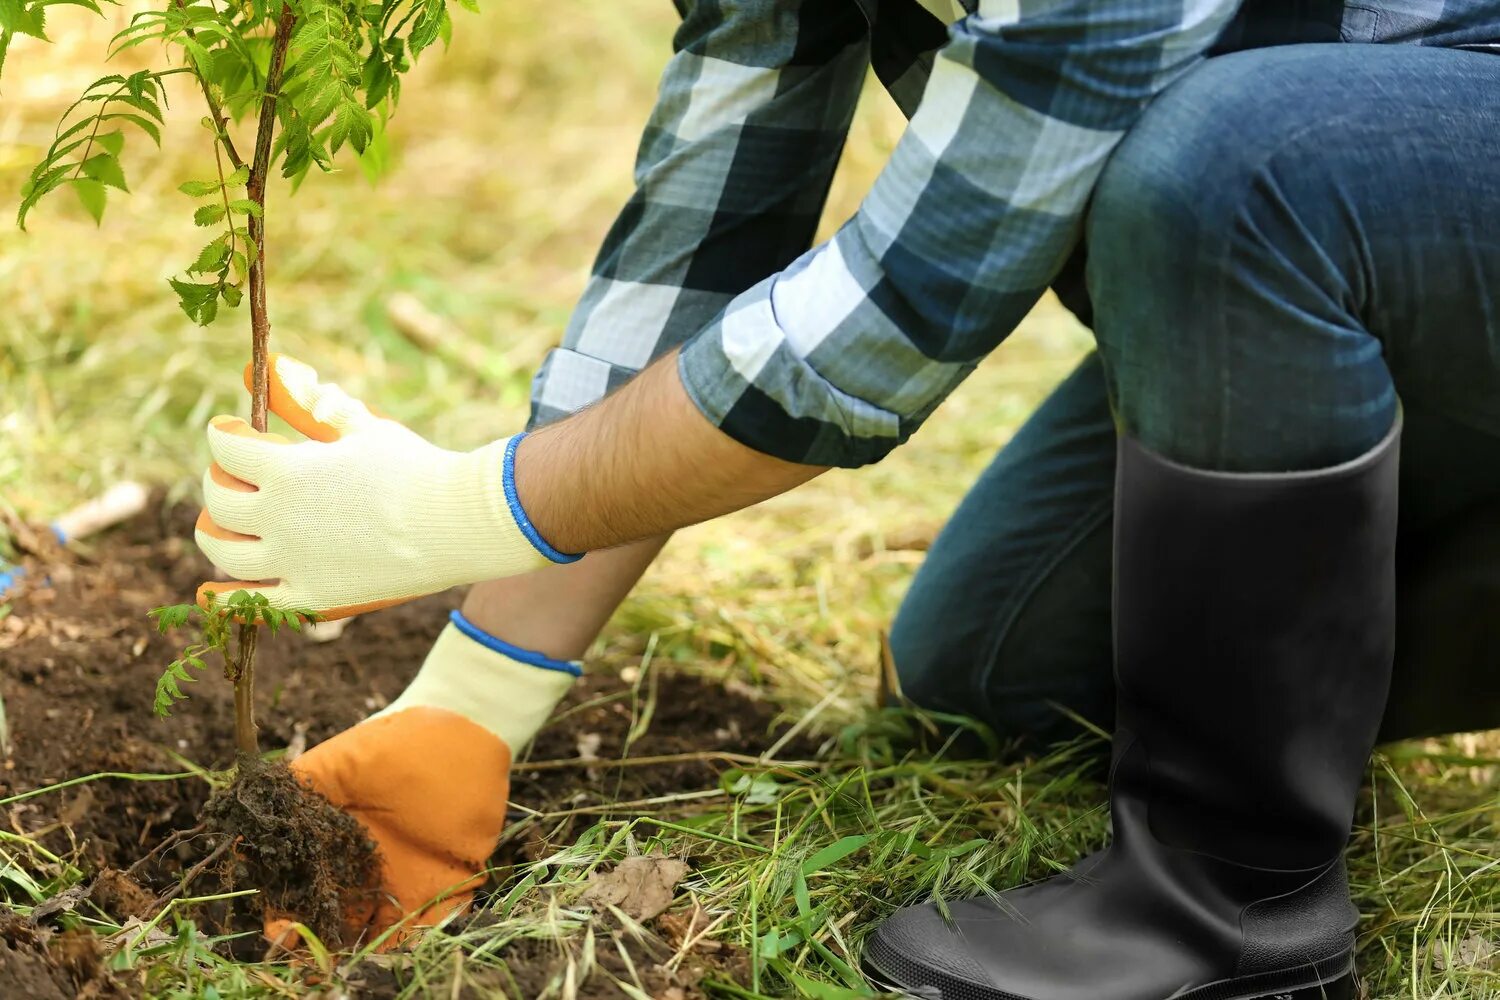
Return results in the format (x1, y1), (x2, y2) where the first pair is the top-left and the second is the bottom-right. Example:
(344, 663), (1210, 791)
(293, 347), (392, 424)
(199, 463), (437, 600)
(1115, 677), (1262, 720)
(0, 917), (131, 999)
(0, 497), (813, 996)
(205, 756), (380, 948)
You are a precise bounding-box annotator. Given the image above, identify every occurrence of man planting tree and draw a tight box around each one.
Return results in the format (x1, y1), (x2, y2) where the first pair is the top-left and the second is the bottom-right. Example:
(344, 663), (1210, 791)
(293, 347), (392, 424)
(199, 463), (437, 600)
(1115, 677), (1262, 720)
(193, 0), (1500, 995)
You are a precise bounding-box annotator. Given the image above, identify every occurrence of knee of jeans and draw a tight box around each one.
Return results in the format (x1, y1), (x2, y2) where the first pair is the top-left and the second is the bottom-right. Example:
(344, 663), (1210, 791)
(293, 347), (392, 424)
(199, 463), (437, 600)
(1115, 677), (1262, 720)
(1087, 46), (1366, 420)
(887, 598), (966, 715)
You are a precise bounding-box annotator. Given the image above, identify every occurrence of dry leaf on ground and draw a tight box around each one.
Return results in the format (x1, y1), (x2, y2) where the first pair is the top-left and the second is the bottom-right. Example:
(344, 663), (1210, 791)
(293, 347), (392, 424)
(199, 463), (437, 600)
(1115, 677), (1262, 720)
(581, 856), (689, 922)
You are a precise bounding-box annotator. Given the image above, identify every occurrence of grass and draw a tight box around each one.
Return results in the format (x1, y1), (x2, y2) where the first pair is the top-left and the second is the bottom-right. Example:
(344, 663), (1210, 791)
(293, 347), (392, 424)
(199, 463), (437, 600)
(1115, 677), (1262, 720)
(1, 5), (1497, 999)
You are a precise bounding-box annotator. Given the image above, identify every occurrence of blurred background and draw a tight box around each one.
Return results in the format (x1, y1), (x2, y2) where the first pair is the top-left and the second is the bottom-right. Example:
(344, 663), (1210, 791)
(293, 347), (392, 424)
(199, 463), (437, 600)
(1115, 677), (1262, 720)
(0, 2), (1091, 703)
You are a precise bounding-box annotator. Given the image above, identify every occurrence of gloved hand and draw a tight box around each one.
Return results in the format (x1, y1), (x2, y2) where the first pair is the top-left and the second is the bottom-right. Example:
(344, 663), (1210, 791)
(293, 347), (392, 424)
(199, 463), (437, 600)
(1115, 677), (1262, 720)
(265, 611), (580, 951)
(195, 354), (579, 620)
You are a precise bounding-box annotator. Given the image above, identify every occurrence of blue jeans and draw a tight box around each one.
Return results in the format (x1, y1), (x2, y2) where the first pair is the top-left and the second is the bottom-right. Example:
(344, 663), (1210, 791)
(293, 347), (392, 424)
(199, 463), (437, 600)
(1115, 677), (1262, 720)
(892, 41), (1500, 751)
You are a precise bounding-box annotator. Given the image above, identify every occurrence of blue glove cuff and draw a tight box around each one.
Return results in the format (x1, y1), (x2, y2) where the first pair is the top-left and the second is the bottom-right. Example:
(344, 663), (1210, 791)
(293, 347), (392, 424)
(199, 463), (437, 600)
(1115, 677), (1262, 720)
(503, 434), (583, 565)
(449, 610), (583, 677)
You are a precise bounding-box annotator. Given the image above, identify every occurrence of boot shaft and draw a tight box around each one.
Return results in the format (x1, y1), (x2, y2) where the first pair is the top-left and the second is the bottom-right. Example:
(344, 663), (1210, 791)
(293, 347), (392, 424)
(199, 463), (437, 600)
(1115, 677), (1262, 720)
(1111, 424), (1401, 870)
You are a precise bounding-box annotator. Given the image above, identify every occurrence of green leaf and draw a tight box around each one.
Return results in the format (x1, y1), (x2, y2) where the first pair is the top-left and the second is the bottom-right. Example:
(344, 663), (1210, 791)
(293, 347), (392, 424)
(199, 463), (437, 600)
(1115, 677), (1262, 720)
(726, 770), (787, 805)
(149, 604), (198, 633)
(0, 0), (47, 39)
(193, 203), (226, 227)
(793, 871), (811, 917)
(226, 164), (249, 187)
(787, 974), (871, 1000)
(220, 283), (242, 307)
(226, 198), (262, 218)
(800, 835), (872, 876)
(757, 927), (802, 959)
(409, 0), (445, 55)
(169, 277), (220, 324)
(97, 111), (160, 146)
(178, 178), (220, 197)
(188, 237), (229, 274)
(81, 153), (127, 191)
(328, 95), (372, 155)
(94, 131), (124, 157)
(72, 178), (106, 223)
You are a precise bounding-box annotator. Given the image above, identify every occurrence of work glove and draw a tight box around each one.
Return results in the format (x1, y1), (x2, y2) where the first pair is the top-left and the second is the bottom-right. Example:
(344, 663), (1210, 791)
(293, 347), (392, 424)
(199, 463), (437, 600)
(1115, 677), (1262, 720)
(195, 354), (579, 621)
(265, 611), (580, 951)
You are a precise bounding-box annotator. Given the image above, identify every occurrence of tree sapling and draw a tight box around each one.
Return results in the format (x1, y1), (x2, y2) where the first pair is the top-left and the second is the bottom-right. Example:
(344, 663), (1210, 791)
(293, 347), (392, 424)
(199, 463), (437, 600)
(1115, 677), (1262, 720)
(7, 0), (473, 945)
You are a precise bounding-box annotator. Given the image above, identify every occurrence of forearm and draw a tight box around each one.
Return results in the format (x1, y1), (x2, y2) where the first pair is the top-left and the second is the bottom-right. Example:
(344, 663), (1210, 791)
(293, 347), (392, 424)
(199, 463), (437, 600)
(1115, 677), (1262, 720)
(460, 535), (668, 661)
(516, 351), (825, 554)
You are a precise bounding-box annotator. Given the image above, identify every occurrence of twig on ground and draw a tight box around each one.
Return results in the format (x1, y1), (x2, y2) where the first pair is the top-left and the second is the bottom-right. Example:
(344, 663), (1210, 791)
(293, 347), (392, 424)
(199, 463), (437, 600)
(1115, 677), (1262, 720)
(125, 822), (207, 879)
(151, 836), (232, 911)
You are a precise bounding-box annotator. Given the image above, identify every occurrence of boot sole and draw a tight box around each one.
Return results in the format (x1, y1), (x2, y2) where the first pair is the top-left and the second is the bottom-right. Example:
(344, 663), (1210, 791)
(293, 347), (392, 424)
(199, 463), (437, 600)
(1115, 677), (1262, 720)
(860, 952), (1355, 1000)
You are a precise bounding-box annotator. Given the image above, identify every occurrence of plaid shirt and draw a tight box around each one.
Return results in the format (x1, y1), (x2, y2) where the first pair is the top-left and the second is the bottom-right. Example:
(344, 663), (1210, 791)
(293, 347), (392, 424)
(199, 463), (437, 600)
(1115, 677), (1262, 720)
(530, 0), (1500, 467)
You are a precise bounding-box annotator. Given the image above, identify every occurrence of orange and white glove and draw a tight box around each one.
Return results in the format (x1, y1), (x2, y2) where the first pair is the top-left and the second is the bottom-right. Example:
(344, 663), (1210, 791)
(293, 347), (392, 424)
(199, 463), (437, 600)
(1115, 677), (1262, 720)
(194, 355), (580, 620)
(266, 611), (579, 950)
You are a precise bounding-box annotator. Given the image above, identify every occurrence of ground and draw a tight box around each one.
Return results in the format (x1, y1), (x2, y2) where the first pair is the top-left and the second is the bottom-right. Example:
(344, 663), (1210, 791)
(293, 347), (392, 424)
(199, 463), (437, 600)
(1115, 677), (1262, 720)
(0, 5), (1497, 999)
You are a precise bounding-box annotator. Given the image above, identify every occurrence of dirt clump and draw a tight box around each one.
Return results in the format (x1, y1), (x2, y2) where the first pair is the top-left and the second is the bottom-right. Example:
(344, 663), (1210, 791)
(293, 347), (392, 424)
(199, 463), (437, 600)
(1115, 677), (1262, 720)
(89, 868), (154, 922)
(204, 755), (380, 948)
(0, 917), (130, 999)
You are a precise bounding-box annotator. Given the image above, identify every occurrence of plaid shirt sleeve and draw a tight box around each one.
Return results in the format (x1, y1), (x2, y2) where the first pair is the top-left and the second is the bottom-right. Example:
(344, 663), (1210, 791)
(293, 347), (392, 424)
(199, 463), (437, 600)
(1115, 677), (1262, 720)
(527, 0), (871, 429)
(679, 0), (1242, 467)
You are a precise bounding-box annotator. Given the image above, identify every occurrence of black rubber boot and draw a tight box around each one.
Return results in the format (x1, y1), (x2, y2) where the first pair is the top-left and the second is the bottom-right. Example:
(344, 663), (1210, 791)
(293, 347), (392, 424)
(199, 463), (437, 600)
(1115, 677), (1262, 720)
(864, 422), (1401, 1000)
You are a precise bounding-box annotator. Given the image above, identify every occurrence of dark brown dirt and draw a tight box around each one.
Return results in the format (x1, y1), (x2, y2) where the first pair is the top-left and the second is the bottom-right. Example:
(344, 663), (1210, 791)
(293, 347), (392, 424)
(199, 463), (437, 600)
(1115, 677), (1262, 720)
(205, 755), (380, 947)
(0, 496), (812, 992)
(0, 917), (130, 999)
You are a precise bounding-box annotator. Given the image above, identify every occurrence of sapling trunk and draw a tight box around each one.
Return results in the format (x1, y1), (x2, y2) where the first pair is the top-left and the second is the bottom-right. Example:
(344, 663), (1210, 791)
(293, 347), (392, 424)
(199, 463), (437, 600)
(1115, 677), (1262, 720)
(21, 0), (455, 770)
(227, 8), (297, 760)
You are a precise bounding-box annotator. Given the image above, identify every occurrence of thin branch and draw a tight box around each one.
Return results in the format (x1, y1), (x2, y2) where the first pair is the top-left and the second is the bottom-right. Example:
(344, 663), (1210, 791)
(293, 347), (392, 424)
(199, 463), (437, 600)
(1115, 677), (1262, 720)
(124, 823), (208, 879)
(69, 80), (130, 180)
(150, 836), (232, 910)
(232, 625), (259, 756)
(210, 135), (237, 269)
(195, 74), (246, 172)
(246, 5), (296, 434)
(232, 7), (296, 761)
(175, 1), (245, 170)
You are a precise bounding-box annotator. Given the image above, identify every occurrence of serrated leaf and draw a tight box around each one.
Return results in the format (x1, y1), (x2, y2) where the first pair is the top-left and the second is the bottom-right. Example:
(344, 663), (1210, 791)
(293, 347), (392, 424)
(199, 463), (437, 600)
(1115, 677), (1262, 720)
(188, 237), (229, 274)
(72, 178), (106, 223)
(98, 112), (160, 145)
(226, 164), (249, 186)
(168, 277), (220, 325)
(169, 278), (216, 305)
(193, 203), (226, 226)
(94, 131), (124, 157)
(179, 178), (220, 197)
(226, 198), (262, 217)
(409, 0), (445, 55)
(0, 0), (46, 39)
(81, 153), (127, 191)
